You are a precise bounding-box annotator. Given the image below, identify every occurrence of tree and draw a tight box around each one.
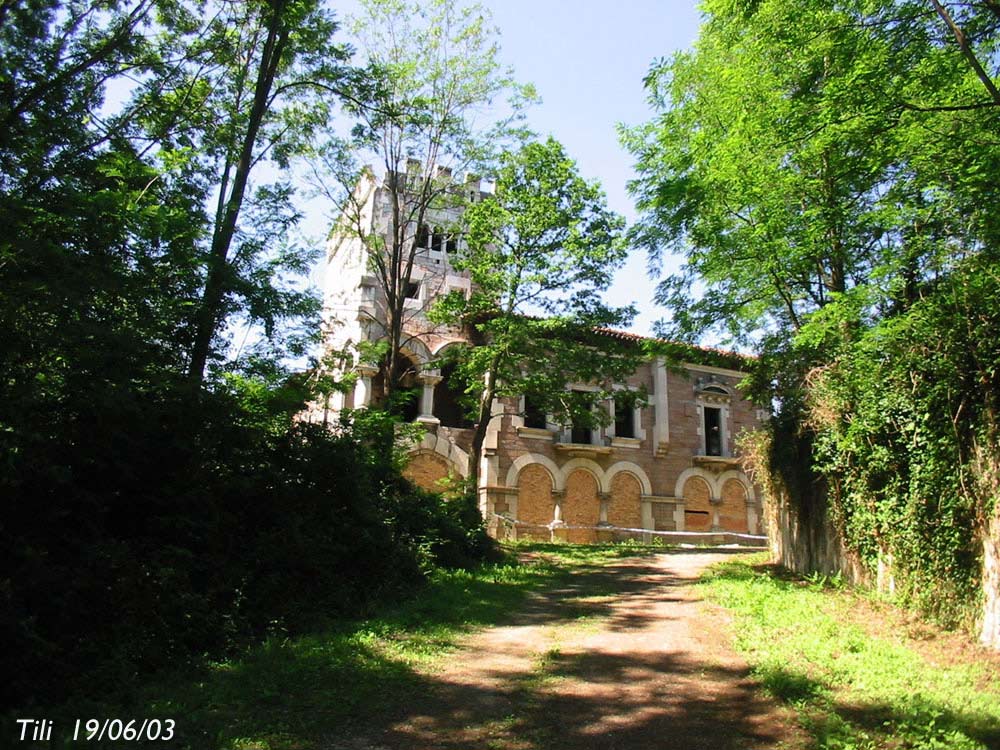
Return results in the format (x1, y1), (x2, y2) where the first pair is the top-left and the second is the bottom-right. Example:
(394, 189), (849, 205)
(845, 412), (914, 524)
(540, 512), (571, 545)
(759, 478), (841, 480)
(312, 0), (535, 404)
(130, 0), (350, 385)
(622, 0), (1000, 647)
(429, 137), (640, 491)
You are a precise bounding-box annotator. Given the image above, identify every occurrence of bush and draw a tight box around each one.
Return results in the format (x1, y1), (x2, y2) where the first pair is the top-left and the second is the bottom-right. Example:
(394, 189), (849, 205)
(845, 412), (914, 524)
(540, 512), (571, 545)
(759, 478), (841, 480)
(0, 385), (495, 711)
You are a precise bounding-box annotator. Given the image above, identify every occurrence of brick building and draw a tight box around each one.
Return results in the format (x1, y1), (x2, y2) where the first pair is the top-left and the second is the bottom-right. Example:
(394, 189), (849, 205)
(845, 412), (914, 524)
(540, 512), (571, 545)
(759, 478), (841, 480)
(318, 165), (765, 541)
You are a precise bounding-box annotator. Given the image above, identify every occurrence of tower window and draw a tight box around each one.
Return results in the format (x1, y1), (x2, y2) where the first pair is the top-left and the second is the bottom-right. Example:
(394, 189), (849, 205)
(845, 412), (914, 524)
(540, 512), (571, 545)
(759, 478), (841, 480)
(416, 224), (429, 249)
(404, 281), (420, 299)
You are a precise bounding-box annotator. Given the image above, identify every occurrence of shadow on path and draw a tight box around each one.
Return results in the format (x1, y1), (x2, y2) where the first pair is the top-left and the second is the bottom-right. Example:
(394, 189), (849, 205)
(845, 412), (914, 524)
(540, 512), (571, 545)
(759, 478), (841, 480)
(331, 551), (805, 750)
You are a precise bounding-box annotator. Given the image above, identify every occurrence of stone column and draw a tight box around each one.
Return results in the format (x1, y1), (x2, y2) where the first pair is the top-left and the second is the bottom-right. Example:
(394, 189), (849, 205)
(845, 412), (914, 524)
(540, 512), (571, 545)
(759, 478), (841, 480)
(551, 489), (565, 524)
(598, 491), (610, 525)
(416, 374), (442, 424)
(354, 364), (378, 408)
(673, 500), (686, 531)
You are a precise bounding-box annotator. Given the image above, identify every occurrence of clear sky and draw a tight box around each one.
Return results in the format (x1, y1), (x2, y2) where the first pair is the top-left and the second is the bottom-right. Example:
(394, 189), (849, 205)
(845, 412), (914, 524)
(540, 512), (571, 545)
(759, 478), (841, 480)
(477, 0), (703, 334)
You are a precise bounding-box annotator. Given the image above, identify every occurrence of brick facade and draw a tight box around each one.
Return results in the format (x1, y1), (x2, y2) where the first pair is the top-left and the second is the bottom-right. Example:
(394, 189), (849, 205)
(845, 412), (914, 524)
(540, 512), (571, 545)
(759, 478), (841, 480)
(321, 168), (765, 542)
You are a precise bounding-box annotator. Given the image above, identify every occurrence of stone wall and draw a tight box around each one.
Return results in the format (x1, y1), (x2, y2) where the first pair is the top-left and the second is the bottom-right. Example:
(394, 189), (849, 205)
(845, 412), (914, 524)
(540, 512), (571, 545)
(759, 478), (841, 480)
(766, 479), (869, 585)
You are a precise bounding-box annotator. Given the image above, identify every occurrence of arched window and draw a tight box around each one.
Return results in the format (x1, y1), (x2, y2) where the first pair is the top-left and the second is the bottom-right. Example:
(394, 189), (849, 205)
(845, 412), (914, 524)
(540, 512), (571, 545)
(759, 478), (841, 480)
(415, 224), (430, 250)
(431, 227), (443, 253)
(371, 354), (421, 422)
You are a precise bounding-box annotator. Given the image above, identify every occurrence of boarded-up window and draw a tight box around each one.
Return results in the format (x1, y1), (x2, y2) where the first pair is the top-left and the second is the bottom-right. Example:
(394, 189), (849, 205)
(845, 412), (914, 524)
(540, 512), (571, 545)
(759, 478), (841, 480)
(403, 453), (451, 492)
(719, 478), (748, 533)
(564, 469), (599, 543)
(685, 510), (712, 532)
(608, 472), (642, 529)
(683, 475), (713, 532)
(652, 503), (676, 531)
(517, 464), (555, 538)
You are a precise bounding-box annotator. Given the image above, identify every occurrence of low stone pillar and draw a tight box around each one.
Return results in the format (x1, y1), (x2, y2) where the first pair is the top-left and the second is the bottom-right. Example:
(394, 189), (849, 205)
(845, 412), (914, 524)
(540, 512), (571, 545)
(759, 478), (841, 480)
(354, 364), (378, 407)
(416, 373), (442, 424)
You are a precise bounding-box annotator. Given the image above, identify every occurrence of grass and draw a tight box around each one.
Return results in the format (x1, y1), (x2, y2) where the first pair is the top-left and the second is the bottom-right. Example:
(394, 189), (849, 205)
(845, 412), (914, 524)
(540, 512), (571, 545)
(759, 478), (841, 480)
(9, 542), (644, 750)
(699, 555), (1000, 750)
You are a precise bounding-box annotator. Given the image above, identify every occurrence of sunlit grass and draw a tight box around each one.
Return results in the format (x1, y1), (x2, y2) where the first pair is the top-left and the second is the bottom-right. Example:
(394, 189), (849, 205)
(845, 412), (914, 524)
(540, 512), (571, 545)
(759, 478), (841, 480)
(700, 556), (1000, 750)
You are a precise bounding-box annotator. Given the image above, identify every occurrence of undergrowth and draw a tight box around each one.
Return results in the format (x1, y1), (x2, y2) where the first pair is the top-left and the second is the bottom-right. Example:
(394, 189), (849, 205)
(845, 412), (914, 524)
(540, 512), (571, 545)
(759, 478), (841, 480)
(6, 543), (639, 750)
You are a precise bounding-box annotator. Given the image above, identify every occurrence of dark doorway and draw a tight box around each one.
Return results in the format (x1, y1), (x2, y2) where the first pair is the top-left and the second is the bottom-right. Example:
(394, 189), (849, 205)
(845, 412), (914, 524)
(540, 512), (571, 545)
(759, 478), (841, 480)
(433, 362), (472, 428)
(614, 392), (635, 439)
(704, 406), (722, 456)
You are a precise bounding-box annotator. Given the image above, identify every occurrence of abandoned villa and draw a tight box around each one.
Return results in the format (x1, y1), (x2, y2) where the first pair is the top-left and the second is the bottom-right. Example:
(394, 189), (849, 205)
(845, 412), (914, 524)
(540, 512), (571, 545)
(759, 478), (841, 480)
(312, 165), (766, 542)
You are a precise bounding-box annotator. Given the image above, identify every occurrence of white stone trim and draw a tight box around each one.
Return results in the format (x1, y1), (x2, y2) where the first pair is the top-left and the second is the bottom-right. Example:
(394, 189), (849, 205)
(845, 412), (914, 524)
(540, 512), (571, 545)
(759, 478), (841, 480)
(430, 339), (466, 357)
(652, 357), (669, 453)
(605, 461), (653, 495)
(674, 466), (719, 500)
(397, 337), (433, 365)
(415, 431), (469, 478)
(506, 452), (563, 491)
(683, 362), (748, 379)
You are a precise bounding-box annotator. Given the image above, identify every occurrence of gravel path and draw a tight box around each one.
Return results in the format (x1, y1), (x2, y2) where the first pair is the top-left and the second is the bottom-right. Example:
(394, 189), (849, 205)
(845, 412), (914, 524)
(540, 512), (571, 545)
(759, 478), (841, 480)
(336, 550), (806, 750)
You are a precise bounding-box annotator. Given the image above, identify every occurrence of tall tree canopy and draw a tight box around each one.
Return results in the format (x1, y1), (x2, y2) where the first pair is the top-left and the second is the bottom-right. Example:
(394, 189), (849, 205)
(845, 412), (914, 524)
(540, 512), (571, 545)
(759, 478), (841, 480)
(623, 0), (1000, 647)
(0, 1), (496, 710)
(430, 137), (639, 490)
(312, 0), (536, 402)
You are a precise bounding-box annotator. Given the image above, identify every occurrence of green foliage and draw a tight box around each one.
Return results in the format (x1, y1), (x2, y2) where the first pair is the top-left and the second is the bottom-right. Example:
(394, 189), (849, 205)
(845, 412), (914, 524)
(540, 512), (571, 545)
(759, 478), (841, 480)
(701, 558), (1000, 749)
(1, 386), (498, 711)
(806, 254), (1000, 626)
(429, 137), (641, 442)
(624, 0), (1000, 628)
(0, 2), (497, 714)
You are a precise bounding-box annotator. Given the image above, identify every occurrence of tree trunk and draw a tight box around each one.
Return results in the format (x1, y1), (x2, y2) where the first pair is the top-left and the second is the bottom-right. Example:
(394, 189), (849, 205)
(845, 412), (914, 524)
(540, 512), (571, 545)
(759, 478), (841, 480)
(930, 0), (1000, 107)
(187, 2), (289, 386)
(982, 491), (1000, 650)
(467, 376), (495, 504)
(467, 349), (502, 509)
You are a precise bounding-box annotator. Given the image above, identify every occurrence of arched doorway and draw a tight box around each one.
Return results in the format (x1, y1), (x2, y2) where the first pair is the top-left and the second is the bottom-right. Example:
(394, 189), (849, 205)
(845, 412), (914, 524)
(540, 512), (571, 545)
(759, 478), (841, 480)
(719, 478), (749, 533)
(403, 451), (453, 493)
(608, 472), (642, 529)
(433, 361), (472, 428)
(563, 469), (600, 543)
(517, 463), (555, 539)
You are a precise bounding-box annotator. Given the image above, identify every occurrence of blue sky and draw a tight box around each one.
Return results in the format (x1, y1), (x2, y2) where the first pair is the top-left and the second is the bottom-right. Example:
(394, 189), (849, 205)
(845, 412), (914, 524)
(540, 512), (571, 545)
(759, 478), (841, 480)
(305, 0), (704, 336)
(480, 0), (703, 335)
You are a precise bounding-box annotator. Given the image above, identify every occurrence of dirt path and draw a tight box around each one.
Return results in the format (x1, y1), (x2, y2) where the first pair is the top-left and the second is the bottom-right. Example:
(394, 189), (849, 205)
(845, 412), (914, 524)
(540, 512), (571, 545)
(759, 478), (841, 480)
(335, 550), (807, 750)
